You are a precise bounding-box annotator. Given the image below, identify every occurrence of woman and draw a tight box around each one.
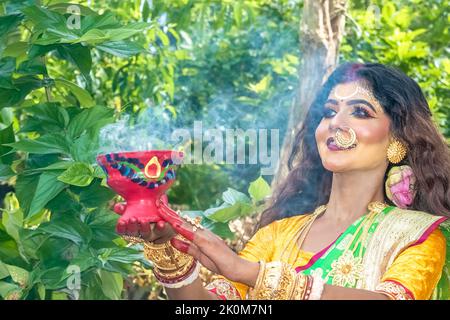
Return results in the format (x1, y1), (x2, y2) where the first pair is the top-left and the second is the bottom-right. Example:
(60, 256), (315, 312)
(117, 63), (450, 300)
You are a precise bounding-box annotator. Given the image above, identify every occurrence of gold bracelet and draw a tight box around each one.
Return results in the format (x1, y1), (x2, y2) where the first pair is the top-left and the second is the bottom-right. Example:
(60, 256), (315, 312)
(291, 272), (309, 300)
(248, 260), (266, 299)
(249, 261), (298, 300)
(143, 234), (193, 271)
(249, 261), (315, 300)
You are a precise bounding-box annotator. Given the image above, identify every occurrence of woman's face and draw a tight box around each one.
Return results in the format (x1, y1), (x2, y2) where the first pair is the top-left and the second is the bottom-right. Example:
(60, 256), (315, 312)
(315, 81), (392, 173)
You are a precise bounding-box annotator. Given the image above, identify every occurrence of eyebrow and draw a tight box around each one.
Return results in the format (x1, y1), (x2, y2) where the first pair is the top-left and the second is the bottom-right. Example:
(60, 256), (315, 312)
(325, 99), (378, 113)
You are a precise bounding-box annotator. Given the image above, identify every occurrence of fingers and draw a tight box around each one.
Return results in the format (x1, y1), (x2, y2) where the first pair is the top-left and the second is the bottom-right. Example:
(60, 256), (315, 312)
(138, 218), (152, 239)
(127, 217), (139, 236)
(113, 202), (126, 215)
(116, 217), (177, 244)
(170, 237), (191, 254)
(160, 193), (168, 205)
(158, 205), (184, 226)
(171, 220), (195, 242)
(170, 237), (219, 274)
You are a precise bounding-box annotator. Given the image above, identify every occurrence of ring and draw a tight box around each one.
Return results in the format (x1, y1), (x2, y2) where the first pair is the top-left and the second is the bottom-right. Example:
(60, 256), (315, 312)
(122, 234), (145, 244)
(182, 215), (204, 231)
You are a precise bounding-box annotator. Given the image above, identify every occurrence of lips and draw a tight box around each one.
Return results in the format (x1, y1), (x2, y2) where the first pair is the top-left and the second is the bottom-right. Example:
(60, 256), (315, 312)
(326, 137), (356, 151)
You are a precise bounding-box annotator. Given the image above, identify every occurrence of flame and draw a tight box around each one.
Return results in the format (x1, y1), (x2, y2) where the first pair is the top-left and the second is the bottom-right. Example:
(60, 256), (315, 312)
(144, 156), (161, 179)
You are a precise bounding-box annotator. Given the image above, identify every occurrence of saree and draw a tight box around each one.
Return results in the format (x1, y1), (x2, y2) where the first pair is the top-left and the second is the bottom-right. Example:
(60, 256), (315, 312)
(206, 205), (449, 300)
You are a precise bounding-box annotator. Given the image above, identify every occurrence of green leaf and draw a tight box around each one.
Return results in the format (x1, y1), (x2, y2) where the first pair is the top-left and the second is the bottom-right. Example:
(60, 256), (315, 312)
(67, 105), (113, 139)
(0, 261), (9, 280)
(7, 133), (70, 155)
(20, 103), (69, 134)
(201, 218), (234, 239)
(28, 172), (66, 218)
(51, 291), (68, 300)
(70, 134), (99, 164)
(0, 124), (15, 165)
(69, 249), (98, 272)
(15, 173), (39, 216)
(36, 283), (46, 300)
(0, 281), (20, 299)
(45, 190), (81, 215)
(27, 161), (74, 173)
(97, 247), (144, 265)
(0, 57), (15, 90)
(248, 176), (271, 203)
(222, 188), (251, 205)
(204, 202), (253, 223)
(5, 265), (29, 287)
(75, 29), (108, 45)
(21, 5), (66, 29)
(79, 180), (114, 208)
(54, 78), (95, 107)
(38, 214), (92, 245)
(98, 270), (123, 300)
(0, 164), (14, 180)
(1, 208), (23, 243)
(57, 162), (94, 187)
(39, 267), (69, 290)
(96, 40), (145, 58)
(0, 14), (23, 39)
(56, 44), (92, 81)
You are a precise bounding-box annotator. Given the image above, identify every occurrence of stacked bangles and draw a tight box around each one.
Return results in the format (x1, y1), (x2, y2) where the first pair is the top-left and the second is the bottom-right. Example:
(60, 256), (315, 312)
(144, 236), (200, 288)
(122, 215), (204, 288)
(248, 261), (325, 300)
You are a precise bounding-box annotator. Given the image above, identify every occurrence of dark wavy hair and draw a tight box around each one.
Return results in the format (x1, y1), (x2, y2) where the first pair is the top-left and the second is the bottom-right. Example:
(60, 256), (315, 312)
(260, 62), (450, 227)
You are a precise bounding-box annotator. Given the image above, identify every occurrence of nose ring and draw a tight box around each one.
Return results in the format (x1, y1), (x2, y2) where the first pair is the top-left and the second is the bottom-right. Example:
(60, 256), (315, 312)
(335, 127), (357, 149)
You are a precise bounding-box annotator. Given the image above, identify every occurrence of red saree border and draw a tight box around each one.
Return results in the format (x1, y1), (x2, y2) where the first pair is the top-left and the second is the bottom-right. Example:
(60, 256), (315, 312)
(413, 216), (448, 246)
(378, 279), (415, 300)
(295, 236), (340, 273)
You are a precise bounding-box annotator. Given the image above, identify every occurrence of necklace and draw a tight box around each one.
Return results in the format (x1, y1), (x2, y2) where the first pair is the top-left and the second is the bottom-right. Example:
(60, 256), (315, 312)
(280, 204), (326, 262)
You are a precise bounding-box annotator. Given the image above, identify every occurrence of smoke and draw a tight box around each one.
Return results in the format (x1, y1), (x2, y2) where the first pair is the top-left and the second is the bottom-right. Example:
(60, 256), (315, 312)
(98, 106), (182, 154)
(97, 6), (302, 177)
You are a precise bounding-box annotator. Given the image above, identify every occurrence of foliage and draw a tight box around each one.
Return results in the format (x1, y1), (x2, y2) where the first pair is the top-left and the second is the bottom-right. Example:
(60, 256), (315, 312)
(0, 0), (448, 300)
(344, 0), (450, 139)
(0, 2), (155, 300)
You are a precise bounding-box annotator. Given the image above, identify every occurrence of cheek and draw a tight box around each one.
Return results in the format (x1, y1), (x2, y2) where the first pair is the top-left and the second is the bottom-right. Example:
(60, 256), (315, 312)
(315, 120), (328, 142)
(355, 119), (391, 146)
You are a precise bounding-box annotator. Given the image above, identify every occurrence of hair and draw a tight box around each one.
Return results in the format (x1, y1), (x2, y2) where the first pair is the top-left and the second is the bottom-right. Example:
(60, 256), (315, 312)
(259, 62), (450, 227)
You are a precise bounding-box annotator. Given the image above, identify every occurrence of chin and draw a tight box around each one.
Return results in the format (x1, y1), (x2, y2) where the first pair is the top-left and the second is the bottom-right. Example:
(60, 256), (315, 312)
(320, 153), (356, 173)
(322, 161), (352, 173)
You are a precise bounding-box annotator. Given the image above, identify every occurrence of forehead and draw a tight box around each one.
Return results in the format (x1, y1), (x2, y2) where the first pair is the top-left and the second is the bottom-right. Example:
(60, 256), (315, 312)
(328, 81), (373, 100)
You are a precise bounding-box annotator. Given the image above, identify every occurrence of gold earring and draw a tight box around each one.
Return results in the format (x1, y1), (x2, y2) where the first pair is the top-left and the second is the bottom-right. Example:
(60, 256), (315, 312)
(387, 139), (407, 164)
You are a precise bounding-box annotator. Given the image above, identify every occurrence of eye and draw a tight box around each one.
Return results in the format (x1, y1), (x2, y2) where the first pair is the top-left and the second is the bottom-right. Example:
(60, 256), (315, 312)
(322, 107), (336, 118)
(352, 106), (373, 118)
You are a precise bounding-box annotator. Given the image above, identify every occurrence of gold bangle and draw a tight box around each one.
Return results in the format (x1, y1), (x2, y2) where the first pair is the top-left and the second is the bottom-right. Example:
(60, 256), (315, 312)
(153, 257), (196, 280)
(248, 260), (266, 300)
(143, 235), (193, 271)
(291, 272), (309, 300)
(249, 261), (297, 300)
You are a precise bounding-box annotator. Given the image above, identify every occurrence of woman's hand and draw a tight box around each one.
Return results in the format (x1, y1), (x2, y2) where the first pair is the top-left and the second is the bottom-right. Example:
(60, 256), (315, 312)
(111, 195), (176, 244)
(158, 209), (260, 287)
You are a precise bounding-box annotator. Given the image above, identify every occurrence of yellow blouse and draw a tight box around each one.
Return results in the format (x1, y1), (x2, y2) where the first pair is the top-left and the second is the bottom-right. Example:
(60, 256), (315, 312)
(212, 214), (446, 300)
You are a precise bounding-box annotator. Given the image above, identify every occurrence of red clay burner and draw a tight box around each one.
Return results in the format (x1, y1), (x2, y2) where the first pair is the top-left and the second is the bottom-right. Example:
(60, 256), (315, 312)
(96, 150), (184, 228)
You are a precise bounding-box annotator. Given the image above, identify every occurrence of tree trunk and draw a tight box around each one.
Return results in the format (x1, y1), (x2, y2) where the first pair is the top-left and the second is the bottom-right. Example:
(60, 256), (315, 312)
(271, 0), (348, 191)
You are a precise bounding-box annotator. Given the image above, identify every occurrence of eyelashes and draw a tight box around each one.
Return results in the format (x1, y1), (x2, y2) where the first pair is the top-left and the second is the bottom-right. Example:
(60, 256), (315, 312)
(322, 108), (336, 118)
(322, 106), (373, 119)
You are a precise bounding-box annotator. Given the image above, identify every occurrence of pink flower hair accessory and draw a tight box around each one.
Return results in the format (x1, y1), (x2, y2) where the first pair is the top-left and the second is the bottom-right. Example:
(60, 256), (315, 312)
(385, 165), (416, 209)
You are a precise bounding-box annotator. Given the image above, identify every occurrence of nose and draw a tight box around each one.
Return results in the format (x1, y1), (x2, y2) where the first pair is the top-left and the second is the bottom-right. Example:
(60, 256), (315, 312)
(328, 109), (349, 133)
